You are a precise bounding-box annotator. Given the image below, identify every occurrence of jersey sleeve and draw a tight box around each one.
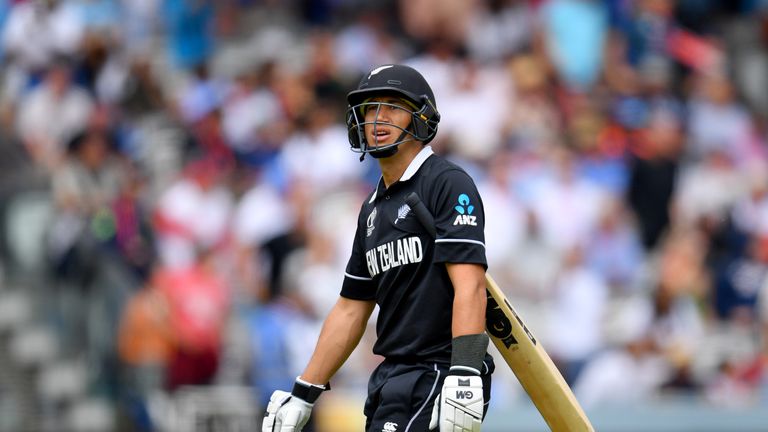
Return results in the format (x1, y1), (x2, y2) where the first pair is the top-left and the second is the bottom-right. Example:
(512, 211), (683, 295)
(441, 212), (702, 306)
(340, 215), (376, 300)
(429, 169), (487, 268)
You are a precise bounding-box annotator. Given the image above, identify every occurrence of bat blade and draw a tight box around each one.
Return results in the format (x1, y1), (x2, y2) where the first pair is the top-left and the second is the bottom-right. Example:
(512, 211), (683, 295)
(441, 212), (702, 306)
(485, 274), (594, 432)
(404, 191), (593, 431)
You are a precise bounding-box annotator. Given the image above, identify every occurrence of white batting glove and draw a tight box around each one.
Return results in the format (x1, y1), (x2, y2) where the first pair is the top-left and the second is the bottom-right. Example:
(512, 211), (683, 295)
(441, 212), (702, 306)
(429, 374), (484, 431)
(261, 390), (313, 432)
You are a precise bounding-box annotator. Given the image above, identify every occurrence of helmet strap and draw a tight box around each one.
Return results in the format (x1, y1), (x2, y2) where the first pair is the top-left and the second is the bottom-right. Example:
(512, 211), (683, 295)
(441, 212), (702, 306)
(368, 127), (413, 159)
(369, 144), (399, 159)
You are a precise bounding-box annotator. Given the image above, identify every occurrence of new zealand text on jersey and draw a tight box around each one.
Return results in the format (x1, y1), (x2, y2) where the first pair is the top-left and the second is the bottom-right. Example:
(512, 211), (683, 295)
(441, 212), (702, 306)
(365, 236), (423, 277)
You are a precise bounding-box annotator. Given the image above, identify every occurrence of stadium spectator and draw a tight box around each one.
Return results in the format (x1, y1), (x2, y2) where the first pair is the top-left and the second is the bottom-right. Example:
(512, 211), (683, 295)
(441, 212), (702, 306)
(154, 250), (230, 391)
(152, 157), (233, 268)
(548, 244), (610, 385)
(16, 57), (94, 171)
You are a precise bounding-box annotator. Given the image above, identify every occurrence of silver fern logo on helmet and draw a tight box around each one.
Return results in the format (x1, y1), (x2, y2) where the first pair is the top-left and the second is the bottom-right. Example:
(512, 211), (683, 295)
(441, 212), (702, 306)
(368, 65), (393, 79)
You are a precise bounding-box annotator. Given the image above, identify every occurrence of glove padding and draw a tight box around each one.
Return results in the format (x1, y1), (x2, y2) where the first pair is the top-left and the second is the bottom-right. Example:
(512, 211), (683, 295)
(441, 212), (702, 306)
(262, 390), (313, 432)
(429, 374), (484, 431)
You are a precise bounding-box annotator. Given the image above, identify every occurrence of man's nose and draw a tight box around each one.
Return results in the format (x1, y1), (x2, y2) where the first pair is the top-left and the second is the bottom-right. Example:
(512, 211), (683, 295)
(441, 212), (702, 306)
(373, 105), (391, 121)
(376, 105), (389, 120)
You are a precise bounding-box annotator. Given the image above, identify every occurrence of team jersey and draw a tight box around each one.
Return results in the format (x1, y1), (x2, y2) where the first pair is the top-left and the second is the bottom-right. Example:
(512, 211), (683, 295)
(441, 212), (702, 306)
(341, 146), (487, 361)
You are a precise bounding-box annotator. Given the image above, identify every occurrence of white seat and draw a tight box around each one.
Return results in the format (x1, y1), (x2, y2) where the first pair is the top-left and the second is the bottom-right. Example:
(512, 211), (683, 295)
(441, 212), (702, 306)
(3, 191), (53, 275)
(159, 385), (259, 432)
(37, 359), (88, 403)
(65, 397), (115, 432)
(0, 290), (33, 333)
(8, 325), (58, 368)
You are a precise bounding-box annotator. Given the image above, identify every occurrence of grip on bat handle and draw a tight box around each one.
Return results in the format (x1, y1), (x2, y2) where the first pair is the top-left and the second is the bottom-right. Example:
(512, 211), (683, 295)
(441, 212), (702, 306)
(405, 192), (436, 238)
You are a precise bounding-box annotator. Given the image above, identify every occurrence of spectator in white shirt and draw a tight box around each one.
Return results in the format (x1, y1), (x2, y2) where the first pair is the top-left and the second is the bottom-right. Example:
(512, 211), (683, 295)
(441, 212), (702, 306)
(153, 158), (233, 268)
(16, 58), (94, 171)
(548, 244), (610, 385)
(529, 148), (607, 253)
(2, 0), (83, 74)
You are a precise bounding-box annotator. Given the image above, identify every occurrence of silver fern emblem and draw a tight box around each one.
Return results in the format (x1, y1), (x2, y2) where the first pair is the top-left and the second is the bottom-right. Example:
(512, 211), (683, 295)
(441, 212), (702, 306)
(394, 204), (411, 224)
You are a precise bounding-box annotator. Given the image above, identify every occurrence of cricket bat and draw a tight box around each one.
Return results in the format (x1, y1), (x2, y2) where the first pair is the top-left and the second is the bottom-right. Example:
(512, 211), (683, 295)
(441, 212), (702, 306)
(405, 193), (594, 432)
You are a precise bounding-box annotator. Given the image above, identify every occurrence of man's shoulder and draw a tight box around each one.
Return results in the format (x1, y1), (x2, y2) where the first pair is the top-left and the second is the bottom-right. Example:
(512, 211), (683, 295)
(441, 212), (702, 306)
(421, 153), (468, 177)
(421, 154), (473, 183)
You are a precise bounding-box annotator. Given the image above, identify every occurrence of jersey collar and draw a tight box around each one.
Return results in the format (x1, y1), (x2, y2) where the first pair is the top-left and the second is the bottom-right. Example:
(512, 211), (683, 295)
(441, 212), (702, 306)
(369, 145), (434, 204)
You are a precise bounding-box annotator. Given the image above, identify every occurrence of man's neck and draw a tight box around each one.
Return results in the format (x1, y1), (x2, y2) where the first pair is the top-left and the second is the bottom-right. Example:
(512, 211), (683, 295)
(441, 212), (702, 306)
(378, 141), (423, 188)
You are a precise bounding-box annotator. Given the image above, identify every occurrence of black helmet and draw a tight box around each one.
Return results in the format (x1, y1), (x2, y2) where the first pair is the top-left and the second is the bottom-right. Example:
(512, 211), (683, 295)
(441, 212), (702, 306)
(346, 64), (440, 159)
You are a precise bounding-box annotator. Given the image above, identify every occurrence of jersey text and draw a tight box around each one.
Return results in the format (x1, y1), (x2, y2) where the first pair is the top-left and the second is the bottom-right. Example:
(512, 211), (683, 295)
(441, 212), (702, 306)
(366, 236), (423, 277)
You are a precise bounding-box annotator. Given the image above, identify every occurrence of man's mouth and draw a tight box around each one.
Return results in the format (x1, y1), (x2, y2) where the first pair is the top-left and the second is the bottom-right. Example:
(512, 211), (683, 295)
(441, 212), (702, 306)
(372, 129), (392, 143)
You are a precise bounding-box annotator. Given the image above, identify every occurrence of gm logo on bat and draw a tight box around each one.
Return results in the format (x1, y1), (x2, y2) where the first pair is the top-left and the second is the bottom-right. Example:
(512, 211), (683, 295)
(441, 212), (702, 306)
(486, 292), (536, 349)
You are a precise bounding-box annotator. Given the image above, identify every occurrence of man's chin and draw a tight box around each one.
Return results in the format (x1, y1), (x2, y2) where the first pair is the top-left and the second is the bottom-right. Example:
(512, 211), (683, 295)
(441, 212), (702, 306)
(369, 145), (399, 159)
(367, 136), (395, 147)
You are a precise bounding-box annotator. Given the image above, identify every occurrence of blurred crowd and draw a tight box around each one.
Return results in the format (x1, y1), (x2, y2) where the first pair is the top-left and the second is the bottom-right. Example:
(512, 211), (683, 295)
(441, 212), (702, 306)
(0, 0), (767, 430)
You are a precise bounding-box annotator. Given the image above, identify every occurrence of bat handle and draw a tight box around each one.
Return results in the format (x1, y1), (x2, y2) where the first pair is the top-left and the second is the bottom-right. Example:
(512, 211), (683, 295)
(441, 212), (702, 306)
(405, 192), (437, 238)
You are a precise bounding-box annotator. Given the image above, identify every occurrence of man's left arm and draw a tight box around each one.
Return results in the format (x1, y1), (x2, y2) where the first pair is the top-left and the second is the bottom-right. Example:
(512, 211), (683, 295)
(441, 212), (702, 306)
(447, 263), (486, 338)
(430, 263), (489, 431)
(427, 169), (490, 431)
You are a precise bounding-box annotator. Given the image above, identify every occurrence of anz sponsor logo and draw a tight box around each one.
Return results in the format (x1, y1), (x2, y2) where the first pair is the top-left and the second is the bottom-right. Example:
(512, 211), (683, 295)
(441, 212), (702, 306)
(365, 236), (423, 277)
(453, 193), (477, 226)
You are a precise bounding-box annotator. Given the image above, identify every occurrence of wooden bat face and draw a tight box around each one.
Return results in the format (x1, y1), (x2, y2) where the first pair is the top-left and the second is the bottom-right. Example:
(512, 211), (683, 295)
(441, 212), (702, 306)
(403, 191), (593, 431)
(486, 290), (536, 350)
(484, 275), (595, 432)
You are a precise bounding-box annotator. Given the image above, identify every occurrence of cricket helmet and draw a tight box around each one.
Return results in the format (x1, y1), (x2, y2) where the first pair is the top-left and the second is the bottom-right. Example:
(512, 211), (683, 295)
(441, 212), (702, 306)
(346, 64), (440, 158)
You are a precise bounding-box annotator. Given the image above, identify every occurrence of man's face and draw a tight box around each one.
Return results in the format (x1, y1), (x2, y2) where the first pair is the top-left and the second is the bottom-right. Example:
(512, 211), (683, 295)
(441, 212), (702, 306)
(363, 96), (413, 148)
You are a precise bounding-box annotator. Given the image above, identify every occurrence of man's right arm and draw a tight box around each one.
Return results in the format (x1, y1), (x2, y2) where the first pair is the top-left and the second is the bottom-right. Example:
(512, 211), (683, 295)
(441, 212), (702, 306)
(262, 296), (375, 432)
(263, 204), (376, 432)
(300, 296), (376, 385)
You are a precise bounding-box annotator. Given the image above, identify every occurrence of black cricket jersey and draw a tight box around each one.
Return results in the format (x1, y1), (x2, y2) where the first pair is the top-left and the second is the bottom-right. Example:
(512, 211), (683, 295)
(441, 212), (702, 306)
(341, 146), (487, 361)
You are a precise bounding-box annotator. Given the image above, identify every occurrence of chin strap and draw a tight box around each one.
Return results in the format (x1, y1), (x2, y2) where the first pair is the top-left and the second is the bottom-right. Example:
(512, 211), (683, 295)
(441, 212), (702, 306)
(362, 129), (413, 161)
(369, 146), (399, 159)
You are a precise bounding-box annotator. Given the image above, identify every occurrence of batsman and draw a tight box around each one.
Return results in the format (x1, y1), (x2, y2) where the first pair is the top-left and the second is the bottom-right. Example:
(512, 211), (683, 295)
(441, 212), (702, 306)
(262, 64), (495, 432)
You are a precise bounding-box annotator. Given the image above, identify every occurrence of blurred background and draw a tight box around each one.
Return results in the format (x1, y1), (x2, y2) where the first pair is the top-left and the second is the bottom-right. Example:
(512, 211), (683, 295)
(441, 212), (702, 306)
(0, 0), (767, 431)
